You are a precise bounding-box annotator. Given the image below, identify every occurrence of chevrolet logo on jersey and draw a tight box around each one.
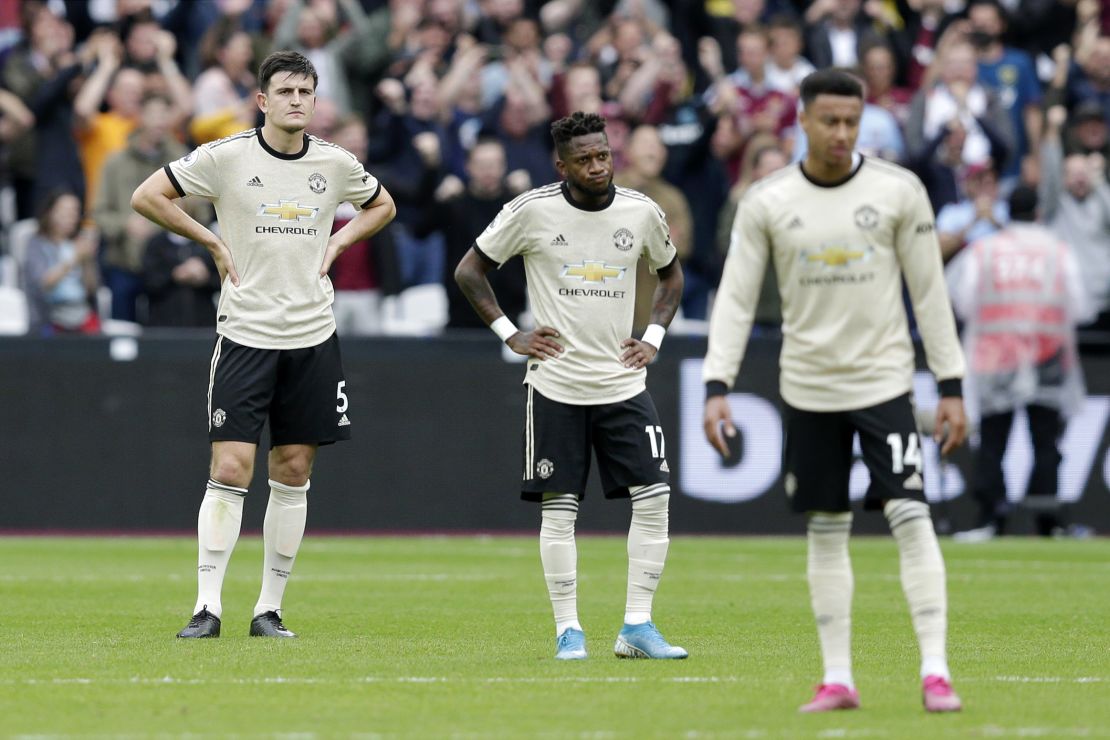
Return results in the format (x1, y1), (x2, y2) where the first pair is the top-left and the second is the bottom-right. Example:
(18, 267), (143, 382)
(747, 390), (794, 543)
(801, 245), (872, 268)
(561, 261), (626, 284)
(258, 200), (318, 221)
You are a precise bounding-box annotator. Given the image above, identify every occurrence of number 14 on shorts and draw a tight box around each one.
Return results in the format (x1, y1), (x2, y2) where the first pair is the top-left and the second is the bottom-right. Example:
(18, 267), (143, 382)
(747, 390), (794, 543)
(886, 432), (921, 474)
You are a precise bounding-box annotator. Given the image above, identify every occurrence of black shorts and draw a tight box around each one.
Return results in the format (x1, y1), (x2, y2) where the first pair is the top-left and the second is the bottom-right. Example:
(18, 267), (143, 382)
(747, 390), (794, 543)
(207, 333), (350, 447)
(782, 393), (925, 513)
(521, 385), (670, 501)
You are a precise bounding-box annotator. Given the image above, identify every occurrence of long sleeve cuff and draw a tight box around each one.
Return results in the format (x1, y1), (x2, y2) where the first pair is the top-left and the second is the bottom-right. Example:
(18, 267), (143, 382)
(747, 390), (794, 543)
(937, 378), (963, 398)
(706, 380), (730, 399)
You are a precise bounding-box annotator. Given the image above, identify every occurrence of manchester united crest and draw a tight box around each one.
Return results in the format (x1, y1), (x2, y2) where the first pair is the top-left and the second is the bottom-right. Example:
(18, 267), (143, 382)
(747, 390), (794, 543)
(308, 172), (327, 194)
(854, 205), (879, 231)
(613, 227), (634, 251)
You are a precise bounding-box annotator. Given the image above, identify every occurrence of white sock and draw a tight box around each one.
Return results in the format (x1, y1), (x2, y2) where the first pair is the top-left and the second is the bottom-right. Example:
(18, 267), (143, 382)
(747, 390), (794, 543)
(194, 479), (246, 618)
(625, 485), (671, 625)
(807, 511), (855, 689)
(540, 493), (580, 635)
(885, 499), (951, 681)
(254, 479), (309, 617)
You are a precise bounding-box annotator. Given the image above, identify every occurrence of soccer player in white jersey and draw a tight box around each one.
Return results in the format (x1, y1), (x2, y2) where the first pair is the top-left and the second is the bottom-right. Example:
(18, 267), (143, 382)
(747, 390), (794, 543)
(130, 51), (396, 639)
(454, 112), (687, 660)
(702, 69), (969, 712)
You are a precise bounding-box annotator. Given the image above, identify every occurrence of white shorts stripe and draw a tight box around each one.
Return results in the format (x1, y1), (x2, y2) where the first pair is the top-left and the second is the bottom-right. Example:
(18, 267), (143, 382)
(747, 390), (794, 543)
(524, 385), (534, 480)
(207, 336), (224, 431)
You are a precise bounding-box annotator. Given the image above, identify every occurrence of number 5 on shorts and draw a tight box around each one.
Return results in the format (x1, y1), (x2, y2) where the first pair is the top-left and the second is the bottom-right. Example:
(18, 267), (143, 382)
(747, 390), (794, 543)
(336, 381), (348, 413)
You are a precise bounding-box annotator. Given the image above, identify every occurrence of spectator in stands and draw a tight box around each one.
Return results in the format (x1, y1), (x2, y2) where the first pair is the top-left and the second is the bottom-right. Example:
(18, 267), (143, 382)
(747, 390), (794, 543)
(94, 92), (186, 323)
(804, 0), (907, 71)
(1062, 11), (1110, 120)
(1040, 104), (1110, 329)
(966, 0), (1042, 183)
(862, 42), (913, 130)
(328, 115), (393, 335)
(936, 161), (1009, 261)
(480, 43), (556, 185)
(765, 14), (815, 95)
(704, 27), (796, 183)
(715, 137), (788, 330)
(910, 113), (1010, 213)
(653, 50), (728, 322)
(3, 3), (67, 218)
(73, 31), (143, 210)
(906, 38), (1014, 174)
(369, 75), (448, 288)
(272, 0), (374, 115)
(417, 137), (529, 329)
(140, 200), (221, 329)
(1065, 100), (1110, 173)
(615, 124), (693, 334)
(694, 0), (770, 76)
(903, 0), (952, 90)
(947, 186), (1095, 541)
(474, 0), (527, 46)
(23, 190), (100, 336)
(190, 18), (258, 144)
(18, 11), (87, 215)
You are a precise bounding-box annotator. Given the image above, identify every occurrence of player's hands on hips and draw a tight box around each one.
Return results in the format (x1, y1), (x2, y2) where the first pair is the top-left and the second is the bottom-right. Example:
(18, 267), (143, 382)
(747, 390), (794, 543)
(935, 396), (968, 455)
(319, 239), (342, 278)
(507, 326), (564, 360)
(703, 396), (737, 458)
(619, 338), (657, 369)
(210, 238), (239, 287)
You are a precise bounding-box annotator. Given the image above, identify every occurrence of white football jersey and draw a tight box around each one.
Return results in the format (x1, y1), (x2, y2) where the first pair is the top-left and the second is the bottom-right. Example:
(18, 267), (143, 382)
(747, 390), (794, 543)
(166, 128), (381, 349)
(476, 182), (677, 405)
(704, 156), (965, 411)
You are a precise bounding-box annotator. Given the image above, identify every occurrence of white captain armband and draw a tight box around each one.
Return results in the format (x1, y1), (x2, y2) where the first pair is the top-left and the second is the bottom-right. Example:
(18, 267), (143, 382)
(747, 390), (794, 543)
(641, 324), (666, 350)
(490, 315), (519, 342)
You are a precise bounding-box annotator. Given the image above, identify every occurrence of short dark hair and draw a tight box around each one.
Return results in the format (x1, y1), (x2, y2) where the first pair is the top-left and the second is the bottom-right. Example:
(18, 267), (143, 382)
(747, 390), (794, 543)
(799, 68), (864, 108)
(1008, 185), (1038, 222)
(551, 111), (608, 156)
(258, 50), (318, 94)
(968, 0), (1008, 24)
(35, 188), (80, 237)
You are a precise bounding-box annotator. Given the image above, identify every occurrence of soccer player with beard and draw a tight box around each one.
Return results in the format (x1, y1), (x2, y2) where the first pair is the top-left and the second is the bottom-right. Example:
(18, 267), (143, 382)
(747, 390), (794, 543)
(131, 51), (396, 639)
(454, 112), (687, 661)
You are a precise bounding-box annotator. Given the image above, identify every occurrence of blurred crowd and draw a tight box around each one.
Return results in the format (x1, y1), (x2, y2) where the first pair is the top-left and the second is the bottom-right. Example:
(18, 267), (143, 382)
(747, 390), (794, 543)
(0, 0), (1108, 340)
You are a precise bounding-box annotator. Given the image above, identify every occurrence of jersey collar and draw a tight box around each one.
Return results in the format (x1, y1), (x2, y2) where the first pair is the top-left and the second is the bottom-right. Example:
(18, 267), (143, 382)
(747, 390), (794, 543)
(256, 127), (310, 160)
(799, 152), (864, 188)
(561, 180), (616, 211)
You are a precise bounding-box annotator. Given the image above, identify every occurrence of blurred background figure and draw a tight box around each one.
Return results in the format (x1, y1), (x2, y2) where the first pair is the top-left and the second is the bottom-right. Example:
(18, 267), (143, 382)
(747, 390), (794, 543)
(906, 38), (1013, 176)
(328, 115), (394, 336)
(965, 0), (1041, 184)
(715, 137), (788, 332)
(190, 17), (258, 144)
(140, 199), (221, 329)
(416, 136), (529, 330)
(947, 186), (1096, 540)
(1039, 105), (1110, 332)
(23, 190), (100, 337)
(615, 124), (692, 334)
(936, 161), (1009, 262)
(94, 92), (186, 323)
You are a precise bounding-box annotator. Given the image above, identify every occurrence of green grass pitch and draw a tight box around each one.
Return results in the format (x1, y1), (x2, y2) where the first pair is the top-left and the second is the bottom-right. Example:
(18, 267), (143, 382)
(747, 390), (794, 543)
(2, 535), (1108, 738)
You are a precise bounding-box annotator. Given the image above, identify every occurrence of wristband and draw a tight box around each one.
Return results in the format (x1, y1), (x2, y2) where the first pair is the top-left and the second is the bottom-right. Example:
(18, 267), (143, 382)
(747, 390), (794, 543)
(490, 315), (519, 342)
(641, 323), (666, 350)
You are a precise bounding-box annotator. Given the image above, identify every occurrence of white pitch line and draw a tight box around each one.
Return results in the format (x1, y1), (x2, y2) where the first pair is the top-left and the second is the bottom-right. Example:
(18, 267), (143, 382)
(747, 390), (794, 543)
(8, 675), (1105, 687)
(5, 676), (742, 687)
